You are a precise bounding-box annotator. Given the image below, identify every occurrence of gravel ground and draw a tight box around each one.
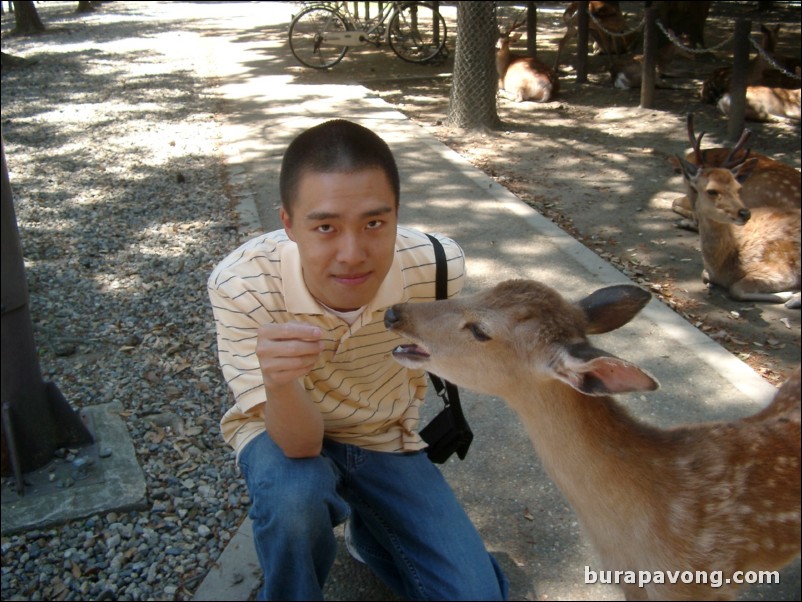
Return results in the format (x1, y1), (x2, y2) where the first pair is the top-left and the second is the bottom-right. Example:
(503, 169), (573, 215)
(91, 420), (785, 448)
(2, 3), (251, 600)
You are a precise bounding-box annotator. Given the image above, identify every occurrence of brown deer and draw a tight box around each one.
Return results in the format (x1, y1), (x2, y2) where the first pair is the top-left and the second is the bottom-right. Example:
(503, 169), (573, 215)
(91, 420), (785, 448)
(668, 115), (801, 230)
(717, 72), (801, 122)
(675, 118), (801, 307)
(385, 279), (801, 601)
(701, 24), (797, 104)
(496, 18), (559, 103)
(554, 1), (638, 72)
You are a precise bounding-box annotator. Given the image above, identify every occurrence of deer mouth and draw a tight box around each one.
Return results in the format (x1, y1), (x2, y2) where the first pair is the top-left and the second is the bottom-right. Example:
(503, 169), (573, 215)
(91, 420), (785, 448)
(392, 343), (431, 363)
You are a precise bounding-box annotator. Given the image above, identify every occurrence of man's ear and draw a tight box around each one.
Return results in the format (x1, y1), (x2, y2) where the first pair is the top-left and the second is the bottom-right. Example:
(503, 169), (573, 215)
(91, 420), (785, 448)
(280, 207), (296, 241)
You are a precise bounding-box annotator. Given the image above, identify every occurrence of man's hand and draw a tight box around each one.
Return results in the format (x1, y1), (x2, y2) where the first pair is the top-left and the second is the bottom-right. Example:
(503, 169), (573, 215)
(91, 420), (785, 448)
(256, 322), (324, 388)
(256, 321), (325, 458)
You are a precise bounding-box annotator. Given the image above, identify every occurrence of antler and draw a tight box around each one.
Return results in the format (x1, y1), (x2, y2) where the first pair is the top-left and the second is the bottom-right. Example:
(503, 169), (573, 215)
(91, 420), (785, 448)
(500, 10), (528, 37)
(686, 114), (705, 165)
(686, 114), (753, 168)
(722, 128), (753, 169)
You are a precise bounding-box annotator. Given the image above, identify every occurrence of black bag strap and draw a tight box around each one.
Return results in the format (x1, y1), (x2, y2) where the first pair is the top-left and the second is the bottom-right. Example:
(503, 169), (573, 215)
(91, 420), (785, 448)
(425, 234), (471, 460)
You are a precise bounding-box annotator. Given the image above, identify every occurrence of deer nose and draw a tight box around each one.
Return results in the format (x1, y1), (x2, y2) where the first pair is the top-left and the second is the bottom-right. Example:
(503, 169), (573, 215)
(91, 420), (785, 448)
(738, 208), (751, 222)
(384, 307), (400, 329)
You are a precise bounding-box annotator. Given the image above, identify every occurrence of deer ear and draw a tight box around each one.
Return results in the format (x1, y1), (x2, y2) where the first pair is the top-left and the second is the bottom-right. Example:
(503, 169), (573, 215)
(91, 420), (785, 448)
(551, 345), (660, 396)
(577, 285), (652, 335)
(676, 155), (699, 182)
(731, 157), (758, 183)
(668, 155), (683, 174)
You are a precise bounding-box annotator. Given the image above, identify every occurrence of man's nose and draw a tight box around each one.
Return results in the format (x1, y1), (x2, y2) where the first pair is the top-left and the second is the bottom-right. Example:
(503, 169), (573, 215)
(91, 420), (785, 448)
(337, 232), (367, 264)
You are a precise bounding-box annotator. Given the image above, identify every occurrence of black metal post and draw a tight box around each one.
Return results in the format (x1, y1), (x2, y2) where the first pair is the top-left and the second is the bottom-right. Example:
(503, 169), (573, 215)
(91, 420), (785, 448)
(640, 7), (657, 108)
(1, 135), (93, 480)
(576, 1), (589, 84)
(728, 19), (751, 142)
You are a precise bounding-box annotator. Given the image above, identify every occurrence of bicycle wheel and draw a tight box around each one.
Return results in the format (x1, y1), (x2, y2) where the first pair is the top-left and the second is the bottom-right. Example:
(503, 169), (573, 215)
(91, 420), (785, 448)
(289, 5), (349, 69)
(388, 2), (447, 64)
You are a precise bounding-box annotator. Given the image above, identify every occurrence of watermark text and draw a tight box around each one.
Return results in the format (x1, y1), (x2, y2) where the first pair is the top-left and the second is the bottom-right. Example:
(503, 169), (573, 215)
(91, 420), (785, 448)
(585, 566), (780, 589)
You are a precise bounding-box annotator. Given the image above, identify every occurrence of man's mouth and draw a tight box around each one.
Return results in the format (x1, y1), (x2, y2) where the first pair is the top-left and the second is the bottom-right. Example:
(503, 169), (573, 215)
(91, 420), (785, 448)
(334, 273), (371, 286)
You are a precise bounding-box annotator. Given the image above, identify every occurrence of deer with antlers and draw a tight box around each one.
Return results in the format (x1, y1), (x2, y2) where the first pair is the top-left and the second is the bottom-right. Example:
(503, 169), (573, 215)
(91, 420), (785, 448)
(385, 279), (801, 601)
(668, 115), (801, 230)
(496, 16), (559, 103)
(675, 115), (801, 308)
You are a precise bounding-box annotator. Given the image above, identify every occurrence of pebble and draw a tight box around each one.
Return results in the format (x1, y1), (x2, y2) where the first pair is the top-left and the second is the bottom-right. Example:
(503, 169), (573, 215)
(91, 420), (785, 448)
(1, 3), (252, 600)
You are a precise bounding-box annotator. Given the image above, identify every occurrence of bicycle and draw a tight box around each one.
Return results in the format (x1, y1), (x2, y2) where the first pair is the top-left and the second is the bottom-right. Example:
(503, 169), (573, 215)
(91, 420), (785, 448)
(288, 1), (448, 69)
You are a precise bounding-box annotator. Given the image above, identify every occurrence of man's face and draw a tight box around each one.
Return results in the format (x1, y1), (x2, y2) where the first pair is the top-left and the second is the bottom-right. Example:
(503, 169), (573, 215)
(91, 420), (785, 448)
(281, 168), (398, 312)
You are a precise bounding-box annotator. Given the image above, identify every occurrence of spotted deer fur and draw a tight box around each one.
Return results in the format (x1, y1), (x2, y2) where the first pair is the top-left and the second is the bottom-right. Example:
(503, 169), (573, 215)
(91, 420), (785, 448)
(385, 280), (801, 600)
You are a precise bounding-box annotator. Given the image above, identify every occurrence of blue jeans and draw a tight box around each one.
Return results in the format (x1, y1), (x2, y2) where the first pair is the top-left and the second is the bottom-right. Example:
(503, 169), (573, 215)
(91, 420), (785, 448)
(238, 432), (509, 601)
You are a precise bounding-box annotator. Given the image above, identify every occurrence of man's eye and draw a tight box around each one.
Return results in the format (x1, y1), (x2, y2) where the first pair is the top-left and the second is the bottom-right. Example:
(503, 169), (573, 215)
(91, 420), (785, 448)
(366, 220), (383, 229)
(316, 224), (334, 233)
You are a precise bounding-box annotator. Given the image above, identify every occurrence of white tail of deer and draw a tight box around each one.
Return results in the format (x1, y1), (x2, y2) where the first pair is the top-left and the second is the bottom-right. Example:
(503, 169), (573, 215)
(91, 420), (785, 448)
(668, 114), (801, 229)
(675, 115), (801, 307)
(385, 280), (801, 601)
(496, 17), (559, 102)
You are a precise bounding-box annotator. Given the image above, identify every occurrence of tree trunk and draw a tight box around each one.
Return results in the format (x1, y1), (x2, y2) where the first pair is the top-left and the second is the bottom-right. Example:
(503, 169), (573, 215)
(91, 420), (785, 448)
(447, 2), (500, 130)
(12, 1), (45, 34)
(76, 1), (99, 13)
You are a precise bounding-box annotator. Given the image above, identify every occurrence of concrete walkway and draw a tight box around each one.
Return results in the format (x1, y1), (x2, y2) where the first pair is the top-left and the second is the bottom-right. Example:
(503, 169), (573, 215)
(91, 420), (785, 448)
(192, 3), (799, 600)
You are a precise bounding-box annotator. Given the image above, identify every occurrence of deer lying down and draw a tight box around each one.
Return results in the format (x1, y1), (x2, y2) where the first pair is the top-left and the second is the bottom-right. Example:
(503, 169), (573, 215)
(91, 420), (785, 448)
(676, 154), (801, 308)
(496, 30), (559, 102)
(668, 116), (801, 231)
(717, 84), (801, 122)
(385, 280), (801, 601)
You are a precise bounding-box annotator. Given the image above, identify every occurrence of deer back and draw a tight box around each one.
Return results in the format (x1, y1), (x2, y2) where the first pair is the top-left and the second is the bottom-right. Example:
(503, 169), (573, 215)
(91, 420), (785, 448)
(718, 84), (801, 122)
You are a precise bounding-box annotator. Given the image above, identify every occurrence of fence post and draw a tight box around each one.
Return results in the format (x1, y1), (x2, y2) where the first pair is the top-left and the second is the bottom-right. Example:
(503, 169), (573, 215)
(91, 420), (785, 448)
(728, 18), (751, 142)
(640, 7), (657, 108)
(576, 1), (589, 83)
(526, 1), (537, 57)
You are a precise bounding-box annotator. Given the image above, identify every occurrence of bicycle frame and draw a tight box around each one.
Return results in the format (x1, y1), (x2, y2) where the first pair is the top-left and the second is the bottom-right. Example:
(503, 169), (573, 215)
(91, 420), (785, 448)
(317, 1), (398, 46)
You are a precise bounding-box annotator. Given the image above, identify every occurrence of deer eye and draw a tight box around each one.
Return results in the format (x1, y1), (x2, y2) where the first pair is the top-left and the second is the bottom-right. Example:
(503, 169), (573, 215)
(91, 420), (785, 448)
(465, 322), (491, 342)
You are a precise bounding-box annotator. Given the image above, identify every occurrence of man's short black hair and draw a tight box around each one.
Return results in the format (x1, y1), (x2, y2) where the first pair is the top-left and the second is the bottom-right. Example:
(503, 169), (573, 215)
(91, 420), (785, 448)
(279, 119), (400, 215)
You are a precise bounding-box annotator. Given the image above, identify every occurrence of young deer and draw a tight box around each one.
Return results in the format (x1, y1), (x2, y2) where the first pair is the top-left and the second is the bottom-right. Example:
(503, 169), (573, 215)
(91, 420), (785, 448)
(496, 19), (559, 102)
(675, 118), (801, 307)
(668, 115), (801, 230)
(385, 279), (801, 601)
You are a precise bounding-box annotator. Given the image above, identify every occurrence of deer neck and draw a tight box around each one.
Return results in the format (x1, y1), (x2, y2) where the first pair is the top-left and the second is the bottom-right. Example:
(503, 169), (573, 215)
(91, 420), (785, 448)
(496, 45), (511, 79)
(696, 215), (741, 284)
(501, 377), (674, 559)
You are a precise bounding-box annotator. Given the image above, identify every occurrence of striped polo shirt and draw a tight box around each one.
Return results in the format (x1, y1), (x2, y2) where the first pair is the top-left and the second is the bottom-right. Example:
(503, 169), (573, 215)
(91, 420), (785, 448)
(208, 226), (465, 457)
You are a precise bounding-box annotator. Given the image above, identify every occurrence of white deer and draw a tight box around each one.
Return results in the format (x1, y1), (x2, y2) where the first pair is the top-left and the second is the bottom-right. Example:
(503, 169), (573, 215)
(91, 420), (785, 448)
(675, 117), (801, 308)
(385, 279), (801, 601)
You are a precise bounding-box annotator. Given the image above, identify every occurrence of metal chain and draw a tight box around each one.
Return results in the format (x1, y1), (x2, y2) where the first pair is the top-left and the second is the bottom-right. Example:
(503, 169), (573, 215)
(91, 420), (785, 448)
(653, 17), (733, 53)
(587, 7), (644, 38)
(749, 34), (801, 81)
